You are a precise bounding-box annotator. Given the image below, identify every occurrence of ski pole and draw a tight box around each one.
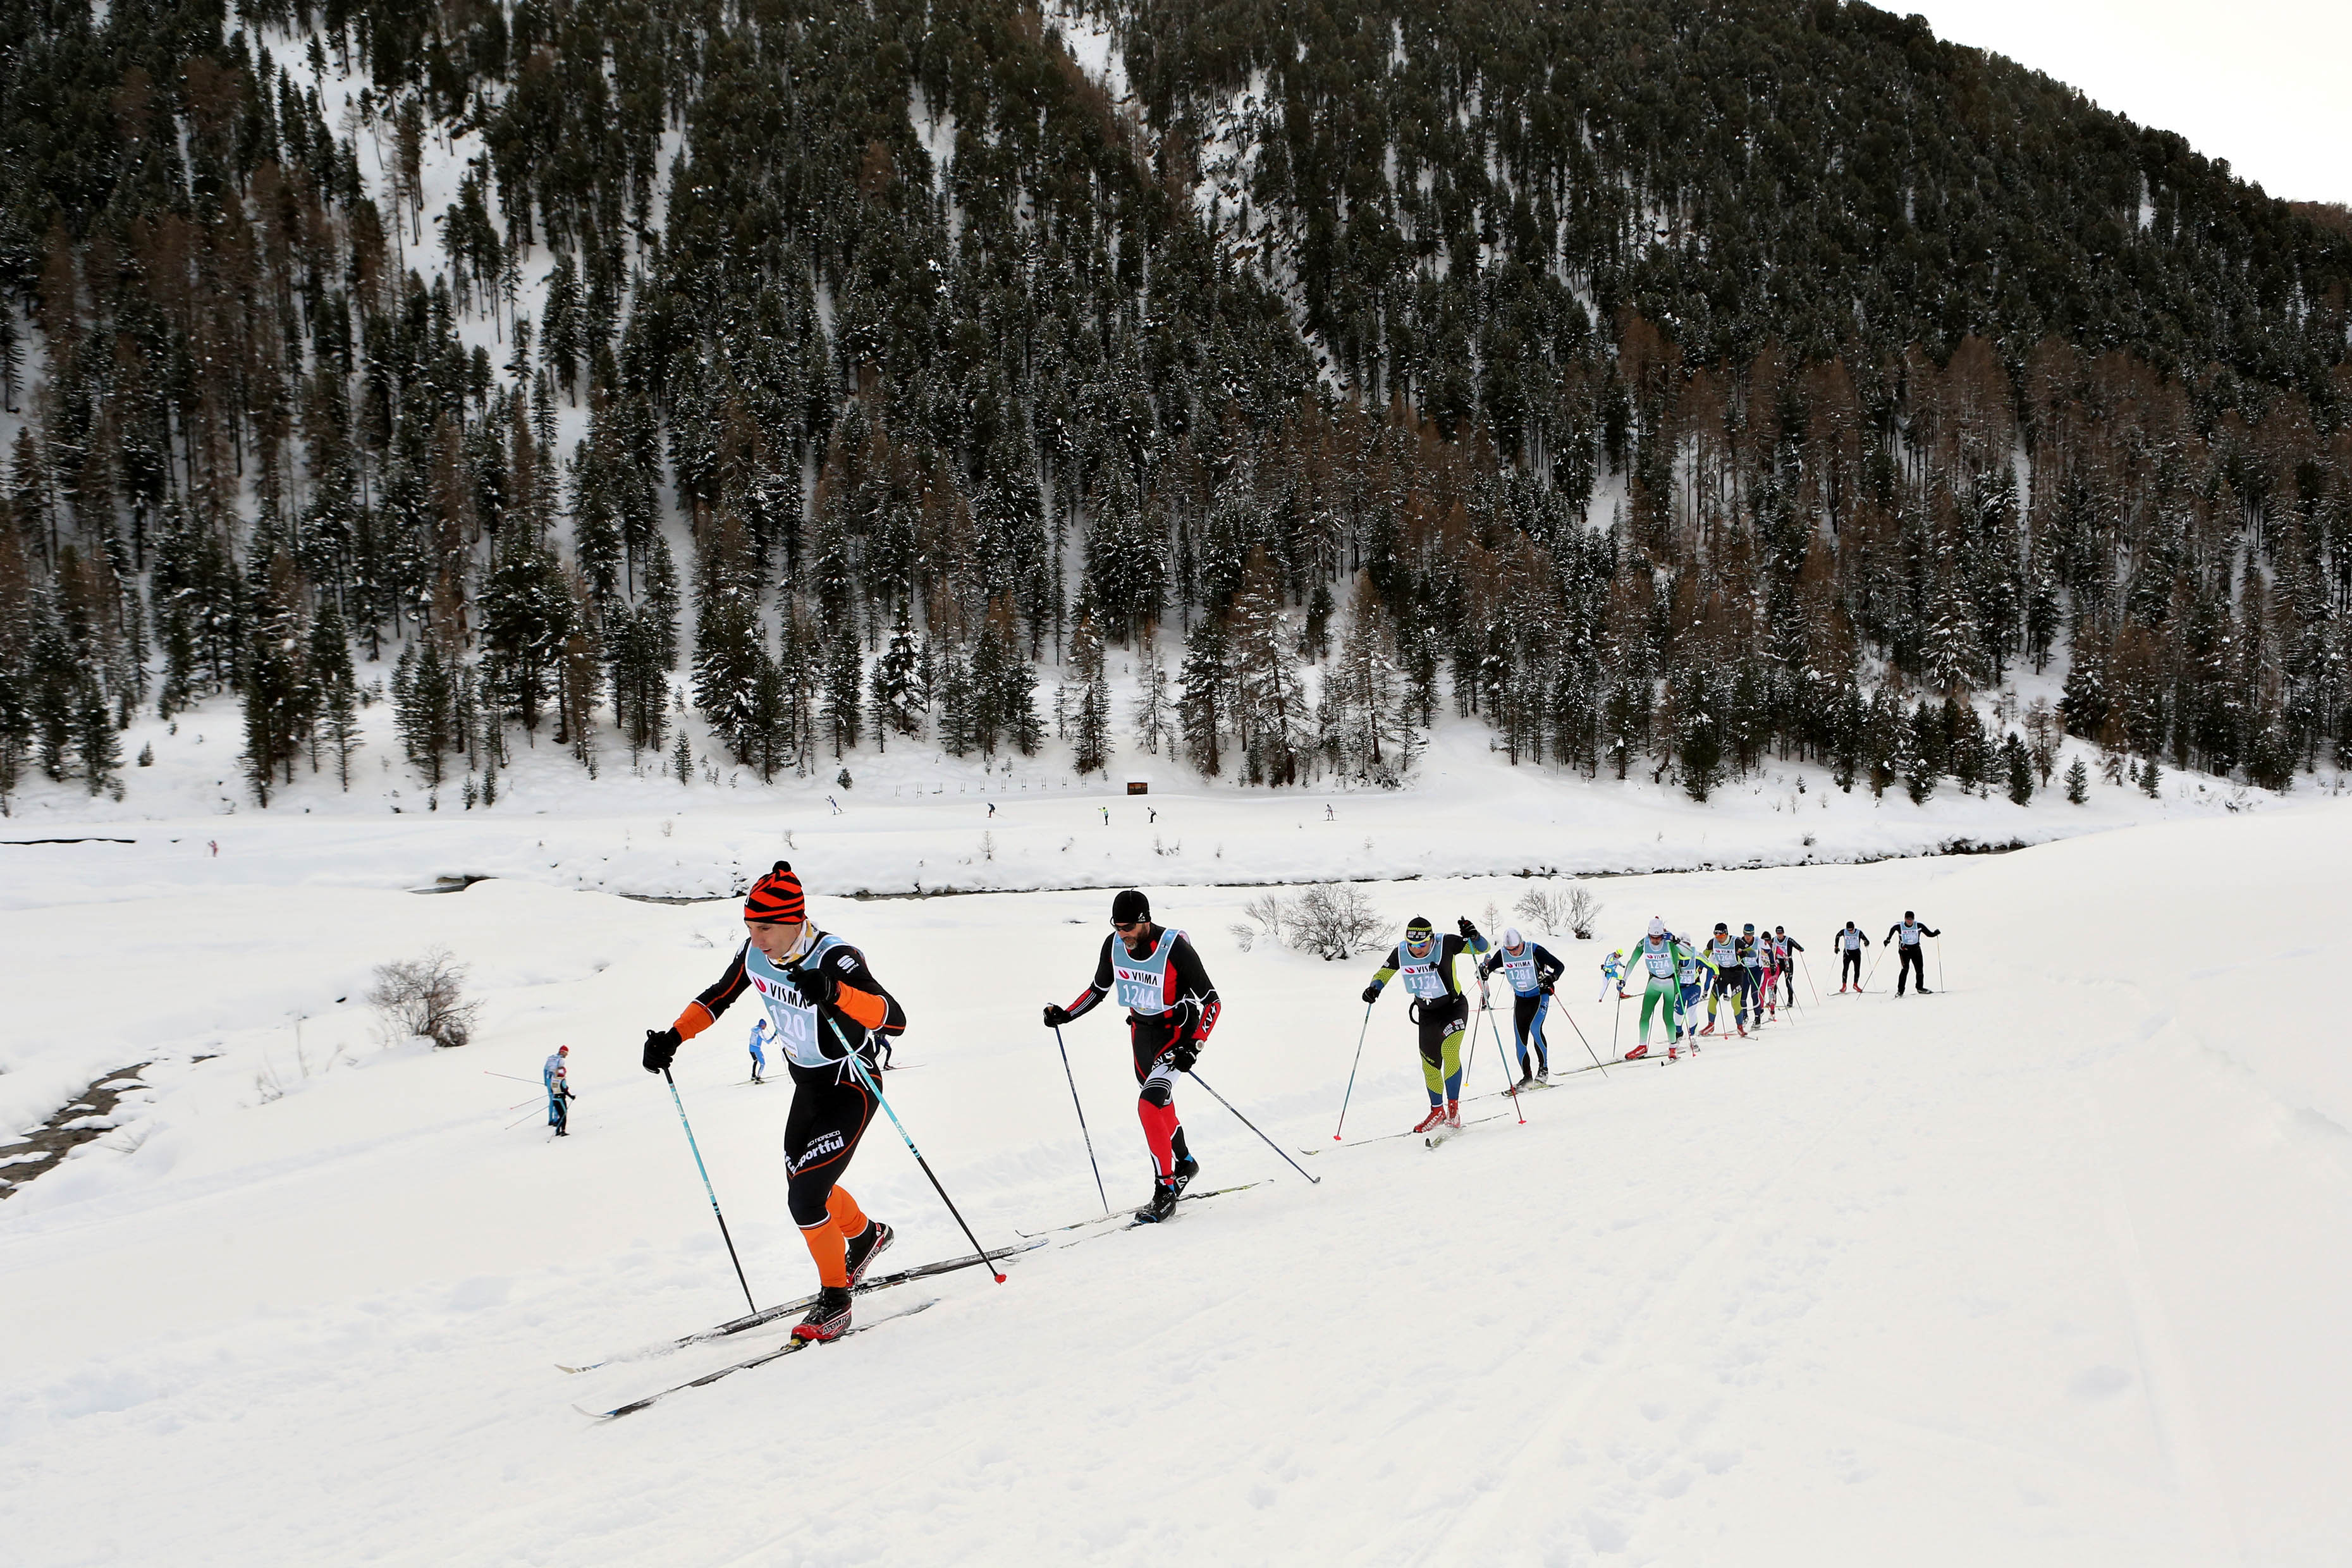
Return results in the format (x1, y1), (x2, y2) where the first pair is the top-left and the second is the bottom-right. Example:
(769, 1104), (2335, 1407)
(484, 1070), (544, 1086)
(1483, 994), (1525, 1124)
(1185, 1070), (1320, 1184)
(506, 1106), (544, 1129)
(1934, 935), (1945, 991)
(840, 1040), (1007, 1283)
(1611, 988), (1623, 1057)
(1863, 944), (1885, 991)
(1553, 992), (1609, 1076)
(661, 1067), (758, 1316)
(1051, 1024), (1108, 1212)
(1332, 1000), (1374, 1141)
(1802, 953), (1822, 1005)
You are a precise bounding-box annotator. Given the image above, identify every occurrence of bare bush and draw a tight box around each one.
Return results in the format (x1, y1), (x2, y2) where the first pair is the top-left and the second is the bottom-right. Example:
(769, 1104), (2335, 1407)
(1240, 892), (1287, 946)
(1513, 883), (1603, 940)
(370, 947), (482, 1049)
(1566, 886), (1602, 939)
(1285, 883), (1385, 961)
(1228, 921), (1257, 953)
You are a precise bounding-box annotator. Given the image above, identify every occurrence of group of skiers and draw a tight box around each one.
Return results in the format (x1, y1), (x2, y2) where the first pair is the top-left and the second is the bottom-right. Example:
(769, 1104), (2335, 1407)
(615, 861), (1940, 1346)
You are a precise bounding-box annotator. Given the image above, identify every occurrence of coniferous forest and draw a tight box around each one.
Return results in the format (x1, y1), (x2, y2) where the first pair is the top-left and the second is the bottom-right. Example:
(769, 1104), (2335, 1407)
(2, 0), (2349, 812)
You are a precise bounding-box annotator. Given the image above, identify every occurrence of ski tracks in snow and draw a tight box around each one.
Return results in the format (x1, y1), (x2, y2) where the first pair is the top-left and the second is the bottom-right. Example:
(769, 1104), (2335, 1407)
(1407, 1060), (1887, 1564)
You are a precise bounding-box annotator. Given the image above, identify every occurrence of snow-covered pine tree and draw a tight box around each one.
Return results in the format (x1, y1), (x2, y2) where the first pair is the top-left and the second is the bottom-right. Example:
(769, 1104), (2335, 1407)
(2065, 754), (2090, 802)
(821, 627), (863, 757)
(1069, 606), (1111, 778)
(1133, 623), (1170, 756)
(691, 516), (765, 764)
(310, 603), (361, 789)
(2001, 731), (2033, 804)
(240, 553), (309, 803)
(396, 630), (457, 787)
(1228, 548), (1308, 785)
(1177, 611), (1227, 777)
(869, 603), (921, 749)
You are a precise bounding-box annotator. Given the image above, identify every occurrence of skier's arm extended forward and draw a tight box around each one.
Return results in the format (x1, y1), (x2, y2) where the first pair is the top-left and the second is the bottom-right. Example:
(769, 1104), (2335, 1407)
(1361, 945), (1405, 1004)
(1043, 936), (1118, 1027)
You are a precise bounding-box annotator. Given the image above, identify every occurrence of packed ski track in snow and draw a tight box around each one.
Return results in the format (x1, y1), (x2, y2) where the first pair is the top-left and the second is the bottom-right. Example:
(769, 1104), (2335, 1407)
(4, 777), (2350, 1565)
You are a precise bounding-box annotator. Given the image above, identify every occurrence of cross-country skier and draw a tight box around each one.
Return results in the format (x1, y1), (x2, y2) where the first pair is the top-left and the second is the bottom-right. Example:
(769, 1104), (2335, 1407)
(1699, 923), (1746, 1038)
(1599, 948), (1631, 1002)
(1737, 923), (1765, 1026)
(1479, 928), (1565, 1084)
(1885, 911), (1941, 995)
(1623, 918), (1693, 1059)
(544, 1044), (574, 1136)
(1362, 916), (1490, 1129)
(1835, 921), (1869, 991)
(640, 862), (907, 1343)
(1773, 927), (1804, 1005)
(1042, 890), (1222, 1223)
(1676, 940), (1718, 1048)
(747, 1019), (769, 1084)
(1755, 927), (1782, 1020)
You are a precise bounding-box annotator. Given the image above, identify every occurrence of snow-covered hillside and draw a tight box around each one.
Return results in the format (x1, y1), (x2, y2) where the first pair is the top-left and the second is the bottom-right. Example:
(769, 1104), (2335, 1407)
(4, 795), (2348, 1563)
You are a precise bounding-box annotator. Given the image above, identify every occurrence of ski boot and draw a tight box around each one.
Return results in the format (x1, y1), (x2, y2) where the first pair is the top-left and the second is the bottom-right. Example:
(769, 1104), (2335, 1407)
(1516, 1069), (1535, 1088)
(1169, 1154), (1200, 1194)
(843, 1219), (895, 1287)
(1412, 1104), (1448, 1134)
(1444, 1099), (1463, 1130)
(1134, 1179), (1180, 1224)
(1697, 1021), (1717, 1037)
(1624, 1043), (1648, 1060)
(793, 1285), (854, 1343)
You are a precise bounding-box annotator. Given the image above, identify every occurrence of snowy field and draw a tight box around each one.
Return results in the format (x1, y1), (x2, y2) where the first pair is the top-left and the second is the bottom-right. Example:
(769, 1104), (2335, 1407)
(4, 790), (2349, 1564)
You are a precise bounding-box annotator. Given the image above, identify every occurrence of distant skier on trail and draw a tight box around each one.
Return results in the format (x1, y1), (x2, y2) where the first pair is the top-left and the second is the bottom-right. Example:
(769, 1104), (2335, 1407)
(1700, 923), (1746, 1038)
(1677, 940), (1717, 1044)
(1755, 926), (1782, 1021)
(1599, 949), (1631, 1001)
(544, 1045), (575, 1136)
(1736, 924), (1765, 1027)
(1773, 927), (1804, 1007)
(1622, 918), (1691, 1060)
(640, 861), (907, 1343)
(1362, 916), (1490, 1129)
(747, 1019), (769, 1084)
(1835, 922), (1869, 991)
(1885, 912), (1941, 996)
(1043, 890), (1222, 1223)
(1479, 928), (1565, 1084)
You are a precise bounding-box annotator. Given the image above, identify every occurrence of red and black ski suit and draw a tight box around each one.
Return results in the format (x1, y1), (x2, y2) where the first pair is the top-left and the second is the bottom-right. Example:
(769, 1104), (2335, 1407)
(1057, 926), (1221, 1179)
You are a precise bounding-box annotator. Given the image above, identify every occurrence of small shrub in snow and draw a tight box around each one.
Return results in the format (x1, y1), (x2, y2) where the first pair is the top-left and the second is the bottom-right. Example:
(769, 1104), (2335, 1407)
(370, 948), (482, 1050)
(1512, 884), (1602, 940)
(1283, 883), (1384, 961)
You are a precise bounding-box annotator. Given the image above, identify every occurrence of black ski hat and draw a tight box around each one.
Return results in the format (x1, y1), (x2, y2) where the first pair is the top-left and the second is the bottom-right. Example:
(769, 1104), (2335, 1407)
(1904, 910), (1914, 920)
(1406, 915), (1433, 933)
(1112, 889), (1151, 924)
(1714, 921), (1728, 932)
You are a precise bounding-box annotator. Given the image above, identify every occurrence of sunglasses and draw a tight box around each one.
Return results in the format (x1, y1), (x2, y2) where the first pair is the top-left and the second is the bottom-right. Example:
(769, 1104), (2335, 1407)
(1112, 919), (1146, 931)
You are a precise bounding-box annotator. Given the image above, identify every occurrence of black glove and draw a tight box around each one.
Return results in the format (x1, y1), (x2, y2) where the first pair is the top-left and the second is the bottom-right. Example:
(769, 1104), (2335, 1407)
(1361, 983), (1381, 1005)
(1540, 981), (1555, 996)
(642, 1027), (680, 1074)
(1170, 1041), (1200, 1073)
(1043, 1003), (1073, 1028)
(793, 964), (839, 1008)
(1459, 917), (1481, 941)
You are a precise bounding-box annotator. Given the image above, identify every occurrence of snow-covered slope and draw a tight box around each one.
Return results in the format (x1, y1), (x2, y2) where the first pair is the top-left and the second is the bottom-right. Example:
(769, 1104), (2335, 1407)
(3, 797), (2347, 1563)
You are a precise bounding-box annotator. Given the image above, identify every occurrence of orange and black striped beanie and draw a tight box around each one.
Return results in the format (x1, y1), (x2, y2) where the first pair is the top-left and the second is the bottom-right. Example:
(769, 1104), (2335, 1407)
(744, 861), (806, 924)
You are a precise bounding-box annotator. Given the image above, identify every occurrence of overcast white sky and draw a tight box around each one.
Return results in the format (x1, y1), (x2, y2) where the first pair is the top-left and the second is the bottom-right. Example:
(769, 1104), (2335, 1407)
(1901, 0), (2350, 205)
